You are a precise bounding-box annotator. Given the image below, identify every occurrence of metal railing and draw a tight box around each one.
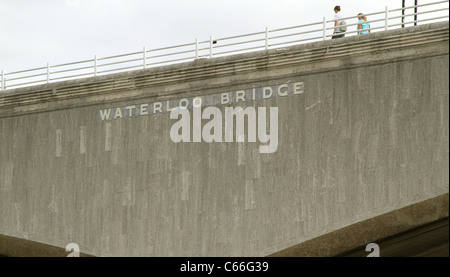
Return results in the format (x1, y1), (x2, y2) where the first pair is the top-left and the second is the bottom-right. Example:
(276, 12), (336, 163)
(1, 0), (448, 91)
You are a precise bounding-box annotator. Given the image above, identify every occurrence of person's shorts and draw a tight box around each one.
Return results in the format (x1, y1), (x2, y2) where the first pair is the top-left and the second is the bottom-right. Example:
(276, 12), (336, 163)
(332, 32), (345, 39)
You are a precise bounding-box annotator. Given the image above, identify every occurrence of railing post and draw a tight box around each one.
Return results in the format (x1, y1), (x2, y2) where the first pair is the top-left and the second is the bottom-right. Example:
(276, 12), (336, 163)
(385, 6), (389, 31)
(265, 27), (269, 50)
(94, 55), (97, 77)
(323, 17), (327, 41)
(143, 46), (147, 69)
(414, 0), (418, 26)
(1, 70), (4, 91)
(210, 36), (214, 59)
(47, 62), (50, 84)
(402, 0), (405, 28)
(195, 38), (199, 59)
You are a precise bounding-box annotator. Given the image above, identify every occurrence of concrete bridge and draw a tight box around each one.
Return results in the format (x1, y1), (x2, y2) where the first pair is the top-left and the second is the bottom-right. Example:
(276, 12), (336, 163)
(0, 22), (448, 257)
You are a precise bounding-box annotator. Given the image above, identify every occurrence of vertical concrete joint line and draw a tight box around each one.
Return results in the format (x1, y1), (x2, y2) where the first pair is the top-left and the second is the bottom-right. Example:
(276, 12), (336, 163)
(56, 129), (62, 157)
(245, 180), (255, 210)
(105, 122), (112, 151)
(238, 135), (246, 166)
(80, 126), (87, 154)
(181, 171), (191, 201)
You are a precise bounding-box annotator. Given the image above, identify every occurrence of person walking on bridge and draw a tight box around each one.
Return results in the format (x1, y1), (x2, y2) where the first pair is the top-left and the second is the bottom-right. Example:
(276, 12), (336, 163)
(332, 5), (346, 39)
(357, 13), (371, 35)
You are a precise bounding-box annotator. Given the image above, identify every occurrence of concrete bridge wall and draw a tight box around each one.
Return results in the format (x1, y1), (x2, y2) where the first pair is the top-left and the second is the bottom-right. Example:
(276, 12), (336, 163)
(0, 22), (448, 256)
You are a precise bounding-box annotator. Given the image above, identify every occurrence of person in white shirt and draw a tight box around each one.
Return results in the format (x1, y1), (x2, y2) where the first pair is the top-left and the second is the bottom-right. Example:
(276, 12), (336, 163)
(332, 5), (345, 39)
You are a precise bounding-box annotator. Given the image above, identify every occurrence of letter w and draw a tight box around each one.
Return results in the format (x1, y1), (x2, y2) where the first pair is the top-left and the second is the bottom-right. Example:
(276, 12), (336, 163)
(99, 109), (111, 121)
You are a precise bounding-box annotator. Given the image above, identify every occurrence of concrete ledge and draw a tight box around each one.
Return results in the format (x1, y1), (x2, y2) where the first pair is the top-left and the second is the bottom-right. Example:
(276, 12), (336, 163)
(339, 218), (448, 257)
(268, 193), (449, 257)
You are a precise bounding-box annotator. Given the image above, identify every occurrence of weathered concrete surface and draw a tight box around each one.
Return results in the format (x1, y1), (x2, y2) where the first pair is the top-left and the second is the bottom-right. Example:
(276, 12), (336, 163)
(0, 194), (447, 257)
(0, 22), (448, 256)
(270, 193), (449, 257)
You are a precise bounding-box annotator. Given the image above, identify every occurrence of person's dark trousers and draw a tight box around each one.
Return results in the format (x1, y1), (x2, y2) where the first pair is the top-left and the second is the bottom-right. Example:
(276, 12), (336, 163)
(332, 33), (345, 39)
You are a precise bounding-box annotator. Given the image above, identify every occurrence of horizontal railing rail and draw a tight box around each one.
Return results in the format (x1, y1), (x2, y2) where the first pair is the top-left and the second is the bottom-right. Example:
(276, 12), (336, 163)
(1, 0), (448, 91)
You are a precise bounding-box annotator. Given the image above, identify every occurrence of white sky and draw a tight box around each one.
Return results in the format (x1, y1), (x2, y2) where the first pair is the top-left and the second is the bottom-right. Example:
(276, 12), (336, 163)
(0, 0), (448, 73)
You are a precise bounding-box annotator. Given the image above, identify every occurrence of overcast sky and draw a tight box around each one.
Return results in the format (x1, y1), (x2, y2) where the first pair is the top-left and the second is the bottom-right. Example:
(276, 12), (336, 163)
(0, 0), (447, 73)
